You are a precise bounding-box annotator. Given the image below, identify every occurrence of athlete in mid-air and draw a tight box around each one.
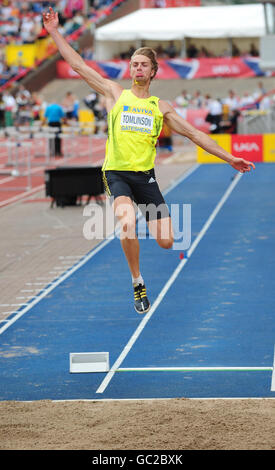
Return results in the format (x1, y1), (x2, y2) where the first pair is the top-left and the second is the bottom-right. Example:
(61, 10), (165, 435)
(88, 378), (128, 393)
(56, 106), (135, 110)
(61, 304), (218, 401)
(43, 8), (255, 314)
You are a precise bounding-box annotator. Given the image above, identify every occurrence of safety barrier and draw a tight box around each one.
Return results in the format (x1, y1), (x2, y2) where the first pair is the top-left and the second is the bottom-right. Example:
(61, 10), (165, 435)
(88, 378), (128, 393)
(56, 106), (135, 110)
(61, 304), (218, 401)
(0, 141), (32, 190)
(238, 108), (275, 135)
(0, 124), (107, 193)
(197, 134), (275, 163)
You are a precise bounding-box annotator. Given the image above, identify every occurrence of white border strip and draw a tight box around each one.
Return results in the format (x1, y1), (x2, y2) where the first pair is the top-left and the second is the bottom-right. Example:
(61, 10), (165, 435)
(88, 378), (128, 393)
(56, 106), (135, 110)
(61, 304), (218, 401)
(96, 172), (243, 394)
(7, 397), (275, 404)
(15, 397), (275, 403)
(271, 345), (275, 391)
(0, 163), (199, 337)
(117, 366), (272, 372)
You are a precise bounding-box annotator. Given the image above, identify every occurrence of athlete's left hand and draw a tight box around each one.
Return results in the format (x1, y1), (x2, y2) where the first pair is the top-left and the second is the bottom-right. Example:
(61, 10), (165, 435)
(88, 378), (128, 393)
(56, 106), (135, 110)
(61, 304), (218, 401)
(230, 156), (255, 173)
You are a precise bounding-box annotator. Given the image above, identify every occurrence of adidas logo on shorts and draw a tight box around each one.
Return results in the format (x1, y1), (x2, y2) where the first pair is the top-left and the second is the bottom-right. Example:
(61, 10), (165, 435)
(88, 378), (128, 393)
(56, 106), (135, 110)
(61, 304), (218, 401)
(148, 177), (155, 183)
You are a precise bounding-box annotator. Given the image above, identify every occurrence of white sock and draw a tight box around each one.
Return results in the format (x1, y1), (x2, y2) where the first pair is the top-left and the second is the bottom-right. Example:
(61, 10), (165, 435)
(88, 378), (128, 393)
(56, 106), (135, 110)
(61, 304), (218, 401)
(132, 274), (144, 286)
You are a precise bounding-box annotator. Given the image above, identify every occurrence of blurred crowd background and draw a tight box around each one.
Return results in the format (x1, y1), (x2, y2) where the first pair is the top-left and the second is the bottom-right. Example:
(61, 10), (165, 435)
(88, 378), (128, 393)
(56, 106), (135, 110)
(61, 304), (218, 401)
(1, 0), (275, 136)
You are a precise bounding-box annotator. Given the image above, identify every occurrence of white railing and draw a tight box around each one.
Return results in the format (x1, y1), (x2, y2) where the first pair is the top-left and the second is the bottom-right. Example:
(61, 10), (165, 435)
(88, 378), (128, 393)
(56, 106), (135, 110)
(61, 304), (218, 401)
(238, 107), (275, 134)
(0, 123), (107, 192)
(0, 141), (32, 191)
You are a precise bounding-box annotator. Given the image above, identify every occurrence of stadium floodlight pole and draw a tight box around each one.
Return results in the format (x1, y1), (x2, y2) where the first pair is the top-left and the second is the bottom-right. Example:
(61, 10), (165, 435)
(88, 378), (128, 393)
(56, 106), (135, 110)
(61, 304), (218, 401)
(258, 0), (275, 34)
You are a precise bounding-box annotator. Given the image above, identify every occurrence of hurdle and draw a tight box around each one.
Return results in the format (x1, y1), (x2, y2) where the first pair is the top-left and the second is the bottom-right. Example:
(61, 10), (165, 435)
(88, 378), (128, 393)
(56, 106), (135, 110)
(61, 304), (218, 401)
(58, 126), (79, 159)
(0, 141), (32, 191)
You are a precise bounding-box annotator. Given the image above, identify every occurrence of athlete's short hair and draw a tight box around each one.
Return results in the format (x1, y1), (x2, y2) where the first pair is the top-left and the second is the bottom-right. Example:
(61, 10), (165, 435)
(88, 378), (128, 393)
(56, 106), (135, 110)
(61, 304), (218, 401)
(130, 47), (158, 80)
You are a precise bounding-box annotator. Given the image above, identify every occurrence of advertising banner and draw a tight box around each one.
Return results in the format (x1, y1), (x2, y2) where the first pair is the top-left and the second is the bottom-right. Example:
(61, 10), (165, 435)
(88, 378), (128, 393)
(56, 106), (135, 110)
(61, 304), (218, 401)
(263, 134), (275, 162)
(5, 44), (37, 68)
(197, 134), (232, 163)
(231, 134), (263, 162)
(5, 37), (57, 68)
(57, 57), (275, 80)
(197, 134), (275, 163)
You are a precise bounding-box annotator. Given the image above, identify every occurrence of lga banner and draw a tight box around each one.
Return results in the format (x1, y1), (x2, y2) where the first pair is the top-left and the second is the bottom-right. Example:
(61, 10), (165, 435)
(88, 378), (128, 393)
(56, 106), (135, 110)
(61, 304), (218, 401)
(197, 133), (275, 163)
(56, 57), (275, 80)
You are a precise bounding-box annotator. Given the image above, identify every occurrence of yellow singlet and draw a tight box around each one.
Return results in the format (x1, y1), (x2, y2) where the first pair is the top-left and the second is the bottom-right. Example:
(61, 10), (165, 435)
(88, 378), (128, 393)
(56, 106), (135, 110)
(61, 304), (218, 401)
(102, 89), (163, 172)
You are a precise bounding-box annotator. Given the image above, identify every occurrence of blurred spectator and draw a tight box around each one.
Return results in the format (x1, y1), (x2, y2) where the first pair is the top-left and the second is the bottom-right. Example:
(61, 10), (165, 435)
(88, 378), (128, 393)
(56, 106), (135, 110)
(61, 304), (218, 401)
(64, 0), (84, 18)
(2, 88), (17, 113)
(63, 11), (85, 34)
(2, 88), (17, 126)
(220, 109), (240, 134)
(0, 63), (12, 86)
(43, 100), (66, 157)
(155, 44), (166, 58)
(15, 84), (31, 107)
(154, 0), (166, 6)
(239, 91), (254, 108)
(198, 46), (212, 58)
(84, 91), (99, 114)
(81, 46), (94, 60)
(253, 81), (266, 100)
(14, 84), (32, 125)
(249, 43), (259, 57)
(191, 90), (203, 109)
(61, 91), (79, 120)
(187, 43), (199, 58)
(127, 45), (135, 59)
(83, 91), (107, 132)
(232, 42), (240, 57)
(175, 89), (191, 108)
(205, 97), (223, 133)
(204, 93), (212, 108)
(223, 90), (239, 111)
(20, 16), (36, 43)
(0, 92), (5, 128)
(259, 95), (271, 110)
(165, 41), (177, 59)
(30, 91), (44, 120)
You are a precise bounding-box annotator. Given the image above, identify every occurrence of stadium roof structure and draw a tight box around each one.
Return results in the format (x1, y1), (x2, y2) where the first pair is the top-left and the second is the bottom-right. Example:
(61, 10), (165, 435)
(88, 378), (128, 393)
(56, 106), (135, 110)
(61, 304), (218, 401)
(95, 3), (266, 42)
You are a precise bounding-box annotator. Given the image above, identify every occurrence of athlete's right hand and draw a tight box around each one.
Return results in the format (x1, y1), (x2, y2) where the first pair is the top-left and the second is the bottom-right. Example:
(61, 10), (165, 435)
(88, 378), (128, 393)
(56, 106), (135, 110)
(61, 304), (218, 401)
(42, 7), (59, 34)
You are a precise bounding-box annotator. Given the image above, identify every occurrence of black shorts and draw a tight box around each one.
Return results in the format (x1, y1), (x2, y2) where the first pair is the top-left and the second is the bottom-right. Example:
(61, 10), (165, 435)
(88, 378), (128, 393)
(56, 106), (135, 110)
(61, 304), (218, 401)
(103, 169), (170, 221)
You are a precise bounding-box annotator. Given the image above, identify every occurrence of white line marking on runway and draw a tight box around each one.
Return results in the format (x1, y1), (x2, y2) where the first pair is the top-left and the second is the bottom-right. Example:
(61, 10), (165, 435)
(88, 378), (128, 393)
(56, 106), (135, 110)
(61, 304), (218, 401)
(58, 256), (84, 259)
(25, 283), (48, 286)
(271, 345), (275, 391)
(117, 366), (272, 372)
(21, 289), (43, 293)
(15, 397), (275, 403)
(96, 172), (243, 394)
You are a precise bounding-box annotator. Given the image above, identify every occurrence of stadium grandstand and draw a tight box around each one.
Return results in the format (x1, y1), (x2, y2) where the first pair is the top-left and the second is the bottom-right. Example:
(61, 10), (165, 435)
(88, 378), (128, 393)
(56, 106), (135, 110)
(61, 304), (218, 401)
(0, 0), (275, 135)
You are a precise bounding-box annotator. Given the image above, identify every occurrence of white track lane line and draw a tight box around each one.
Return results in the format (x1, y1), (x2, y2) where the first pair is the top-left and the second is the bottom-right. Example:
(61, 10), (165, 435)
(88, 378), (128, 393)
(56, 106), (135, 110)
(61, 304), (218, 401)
(96, 172), (243, 394)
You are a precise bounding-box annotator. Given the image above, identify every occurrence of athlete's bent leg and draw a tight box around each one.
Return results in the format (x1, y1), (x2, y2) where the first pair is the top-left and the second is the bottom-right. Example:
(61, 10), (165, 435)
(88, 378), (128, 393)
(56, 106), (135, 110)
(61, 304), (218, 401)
(114, 196), (150, 314)
(113, 196), (140, 278)
(147, 216), (174, 249)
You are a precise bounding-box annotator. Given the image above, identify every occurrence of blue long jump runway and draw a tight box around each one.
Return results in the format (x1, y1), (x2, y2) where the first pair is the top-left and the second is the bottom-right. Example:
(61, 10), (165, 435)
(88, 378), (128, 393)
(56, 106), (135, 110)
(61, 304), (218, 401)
(0, 163), (274, 401)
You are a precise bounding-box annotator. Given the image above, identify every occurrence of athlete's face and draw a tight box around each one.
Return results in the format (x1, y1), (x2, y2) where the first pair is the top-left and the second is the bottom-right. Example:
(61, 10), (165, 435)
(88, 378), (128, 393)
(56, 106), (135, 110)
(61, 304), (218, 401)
(130, 55), (154, 83)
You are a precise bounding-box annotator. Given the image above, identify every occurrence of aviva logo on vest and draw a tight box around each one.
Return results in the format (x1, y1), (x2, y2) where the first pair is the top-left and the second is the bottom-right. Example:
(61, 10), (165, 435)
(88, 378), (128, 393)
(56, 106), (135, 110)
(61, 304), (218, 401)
(123, 105), (153, 115)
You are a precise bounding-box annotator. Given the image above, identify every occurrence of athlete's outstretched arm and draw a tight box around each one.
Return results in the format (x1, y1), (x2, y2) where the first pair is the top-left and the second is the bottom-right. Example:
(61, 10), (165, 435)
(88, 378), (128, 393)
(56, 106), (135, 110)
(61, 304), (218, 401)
(42, 8), (121, 100)
(159, 100), (255, 173)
